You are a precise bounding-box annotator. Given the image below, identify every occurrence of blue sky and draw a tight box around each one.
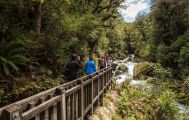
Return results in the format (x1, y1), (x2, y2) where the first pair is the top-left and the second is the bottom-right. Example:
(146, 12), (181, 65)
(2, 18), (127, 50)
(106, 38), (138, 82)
(119, 0), (151, 22)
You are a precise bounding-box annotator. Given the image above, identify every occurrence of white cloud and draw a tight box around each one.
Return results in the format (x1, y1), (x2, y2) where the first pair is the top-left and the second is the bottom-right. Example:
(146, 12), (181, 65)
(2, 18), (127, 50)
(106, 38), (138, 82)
(119, 0), (149, 22)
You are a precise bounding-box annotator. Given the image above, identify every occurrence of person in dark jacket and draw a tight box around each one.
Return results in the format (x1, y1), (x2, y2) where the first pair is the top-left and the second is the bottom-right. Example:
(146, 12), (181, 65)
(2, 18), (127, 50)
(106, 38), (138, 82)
(64, 54), (82, 81)
(85, 56), (96, 75)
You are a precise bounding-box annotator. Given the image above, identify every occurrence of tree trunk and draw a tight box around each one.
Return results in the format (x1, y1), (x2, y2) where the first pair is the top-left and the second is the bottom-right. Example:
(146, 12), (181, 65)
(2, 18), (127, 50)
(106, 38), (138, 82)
(34, 2), (42, 34)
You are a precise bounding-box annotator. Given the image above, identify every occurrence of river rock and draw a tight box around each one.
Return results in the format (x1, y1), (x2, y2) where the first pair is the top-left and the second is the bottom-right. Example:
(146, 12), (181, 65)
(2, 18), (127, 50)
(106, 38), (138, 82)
(112, 62), (118, 71)
(115, 70), (123, 76)
(117, 64), (128, 73)
(133, 62), (153, 79)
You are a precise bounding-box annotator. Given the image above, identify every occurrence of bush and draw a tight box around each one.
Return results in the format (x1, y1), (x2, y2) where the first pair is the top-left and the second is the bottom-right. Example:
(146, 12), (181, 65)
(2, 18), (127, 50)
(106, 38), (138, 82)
(0, 41), (28, 76)
(157, 91), (179, 120)
(153, 64), (172, 79)
(184, 76), (189, 88)
(116, 81), (180, 120)
(0, 76), (62, 107)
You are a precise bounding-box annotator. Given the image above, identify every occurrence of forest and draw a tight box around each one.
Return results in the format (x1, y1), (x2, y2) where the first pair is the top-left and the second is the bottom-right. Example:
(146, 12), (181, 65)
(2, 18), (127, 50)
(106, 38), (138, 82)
(0, 0), (189, 119)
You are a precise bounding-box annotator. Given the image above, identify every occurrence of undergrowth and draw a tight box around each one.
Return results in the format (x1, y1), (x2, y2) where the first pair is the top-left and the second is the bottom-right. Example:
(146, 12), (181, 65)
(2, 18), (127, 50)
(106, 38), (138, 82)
(114, 80), (189, 120)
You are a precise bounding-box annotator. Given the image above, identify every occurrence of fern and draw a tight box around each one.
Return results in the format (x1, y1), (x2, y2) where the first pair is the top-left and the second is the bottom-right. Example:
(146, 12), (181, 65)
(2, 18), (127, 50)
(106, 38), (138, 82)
(0, 41), (29, 75)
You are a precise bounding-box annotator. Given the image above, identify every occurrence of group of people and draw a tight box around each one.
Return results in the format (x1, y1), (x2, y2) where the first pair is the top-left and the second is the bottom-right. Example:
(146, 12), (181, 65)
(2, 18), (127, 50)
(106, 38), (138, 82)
(63, 53), (111, 82)
(98, 55), (110, 69)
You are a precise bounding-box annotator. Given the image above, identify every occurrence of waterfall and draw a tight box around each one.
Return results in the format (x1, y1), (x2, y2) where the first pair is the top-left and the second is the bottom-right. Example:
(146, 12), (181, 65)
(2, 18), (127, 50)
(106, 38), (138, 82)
(115, 56), (146, 85)
(114, 56), (189, 115)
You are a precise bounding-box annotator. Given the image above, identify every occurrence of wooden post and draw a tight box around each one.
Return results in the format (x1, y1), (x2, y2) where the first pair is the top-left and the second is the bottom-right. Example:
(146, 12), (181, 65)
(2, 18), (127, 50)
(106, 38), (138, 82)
(56, 88), (66, 120)
(51, 103), (58, 120)
(91, 75), (94, 115)
(28, 102), (35, 110)
(110, 68), (113, 89)
(81, 79), (84, 120)
(97, 74), (100, 106)
(35, 97), (45, 120)
(78, 79), (84, 120)
(38, 97), (50, 120)
(101, 71), (105, 106)
(107, 69), (110, 90)
(3, 106), (22, 120)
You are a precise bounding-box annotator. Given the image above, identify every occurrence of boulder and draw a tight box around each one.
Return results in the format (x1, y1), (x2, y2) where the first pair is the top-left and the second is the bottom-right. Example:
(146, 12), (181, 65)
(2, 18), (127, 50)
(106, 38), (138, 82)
(133, 62), (153, 79)
(117, 64), (128, 73)
(115, 70), (123, 76)
(128, 54), (134, 61)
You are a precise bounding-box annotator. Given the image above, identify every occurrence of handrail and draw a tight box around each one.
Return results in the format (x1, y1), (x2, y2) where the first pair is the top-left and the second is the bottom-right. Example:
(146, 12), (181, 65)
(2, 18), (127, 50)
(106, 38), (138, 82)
(0, 67), (113, 120)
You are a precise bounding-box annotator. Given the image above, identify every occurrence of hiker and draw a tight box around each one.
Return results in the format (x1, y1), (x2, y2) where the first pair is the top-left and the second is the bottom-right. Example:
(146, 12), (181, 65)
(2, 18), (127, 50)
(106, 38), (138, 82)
(99, 56), (105, 69)
(85, 55), (96, 75)
(106, 54), (112, 67)
(63, 54), (82, 81)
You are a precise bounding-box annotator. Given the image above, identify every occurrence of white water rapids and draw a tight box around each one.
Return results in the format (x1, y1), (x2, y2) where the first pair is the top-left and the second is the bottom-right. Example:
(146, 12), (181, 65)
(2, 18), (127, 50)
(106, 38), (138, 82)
(113, 57), (147, 85)
(113, 56), (189, 115)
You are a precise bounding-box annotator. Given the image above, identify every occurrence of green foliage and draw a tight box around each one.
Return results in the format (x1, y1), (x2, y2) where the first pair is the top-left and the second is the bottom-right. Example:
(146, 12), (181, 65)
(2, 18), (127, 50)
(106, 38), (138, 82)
(153, 64), (172, 79)
(148, 0), (189, 77)
(139, 44), (151, 59)
(0, 0), (127, 105)
(0, 41), (28, 75)
(117, 80), (180, 120)
(184, 77), (189, 88)
(157, 91), (178, 120)
(125, 0), (189, 79)
(171, 30), (189, 77)
(0, 76), (62, 107)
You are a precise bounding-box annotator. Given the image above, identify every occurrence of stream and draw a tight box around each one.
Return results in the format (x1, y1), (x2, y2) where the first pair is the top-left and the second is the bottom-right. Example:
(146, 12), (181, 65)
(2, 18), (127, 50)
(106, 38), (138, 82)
(113, 56), (189, 115)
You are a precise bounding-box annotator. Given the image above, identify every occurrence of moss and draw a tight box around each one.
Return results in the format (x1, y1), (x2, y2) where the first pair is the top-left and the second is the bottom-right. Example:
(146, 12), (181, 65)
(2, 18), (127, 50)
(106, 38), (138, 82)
(117, 64), (128, 73)
(115, 70), (123, 76)
(133, 62), (153, 79)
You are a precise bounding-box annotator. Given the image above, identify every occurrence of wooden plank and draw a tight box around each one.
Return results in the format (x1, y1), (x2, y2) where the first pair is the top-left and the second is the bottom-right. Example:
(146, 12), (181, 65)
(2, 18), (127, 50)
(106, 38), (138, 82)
(93, 95), (99, 105)
(77, 88), (81, 118)
(65, 85), (81, 97)
(3, 106), (22, 120)
(50, 103), (58, 120)
(27, 102), (35, 120)
(83, 79), (92, 86)
(97, 75), (100, 106)
(75, 91), (79, 119)
(22, 96), (61, 120)
(39, 97), (46, 120)
(35, 115), (40, 120)
(80, 80), (84, 120)
(83, 104), (92, 116)
(66, 97), (69, 120)
(27, 102), (35, 110)
(91, 77), (94, 115)
(0, 67), (113, 120)
(70, 94), (73, 120)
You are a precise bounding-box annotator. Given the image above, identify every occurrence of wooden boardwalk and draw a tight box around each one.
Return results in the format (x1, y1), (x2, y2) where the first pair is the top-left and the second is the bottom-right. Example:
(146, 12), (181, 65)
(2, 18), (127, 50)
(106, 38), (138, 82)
(0, 67), (113, 120)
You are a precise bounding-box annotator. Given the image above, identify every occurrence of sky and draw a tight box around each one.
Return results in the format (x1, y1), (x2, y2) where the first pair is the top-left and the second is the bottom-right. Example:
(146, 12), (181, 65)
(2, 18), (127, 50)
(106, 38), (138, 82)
(119, 0), (151, 22)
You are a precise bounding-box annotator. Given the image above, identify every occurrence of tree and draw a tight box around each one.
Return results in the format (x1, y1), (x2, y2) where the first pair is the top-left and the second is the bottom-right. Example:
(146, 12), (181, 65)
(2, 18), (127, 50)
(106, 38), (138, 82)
(34, 0), (44, 34)
(151, 0), (189, 68)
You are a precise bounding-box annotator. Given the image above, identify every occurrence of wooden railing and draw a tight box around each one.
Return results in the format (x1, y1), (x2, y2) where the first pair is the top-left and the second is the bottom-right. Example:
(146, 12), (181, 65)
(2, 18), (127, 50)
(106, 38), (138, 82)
(0, 67), (113, 120)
